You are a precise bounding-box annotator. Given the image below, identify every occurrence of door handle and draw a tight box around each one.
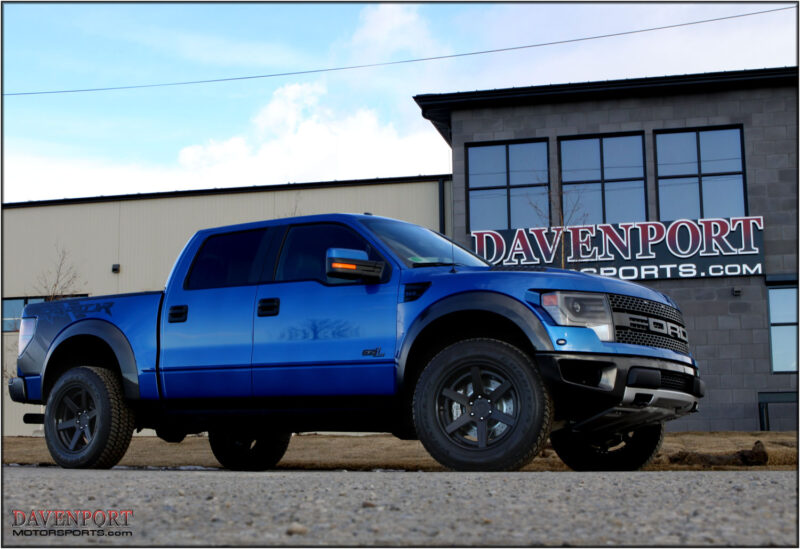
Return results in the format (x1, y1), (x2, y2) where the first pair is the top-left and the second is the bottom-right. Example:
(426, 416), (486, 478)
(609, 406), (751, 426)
(257, 298), (280, 317)
(168, 305), (188, 323)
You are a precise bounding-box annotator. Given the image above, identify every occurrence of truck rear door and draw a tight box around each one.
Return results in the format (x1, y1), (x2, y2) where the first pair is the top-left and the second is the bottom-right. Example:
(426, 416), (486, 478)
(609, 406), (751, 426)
(159, 228), (273, 399)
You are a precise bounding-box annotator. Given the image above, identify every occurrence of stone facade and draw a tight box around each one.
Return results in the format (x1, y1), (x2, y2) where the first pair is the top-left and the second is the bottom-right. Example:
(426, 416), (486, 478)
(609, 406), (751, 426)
(440, 75), (797, 431)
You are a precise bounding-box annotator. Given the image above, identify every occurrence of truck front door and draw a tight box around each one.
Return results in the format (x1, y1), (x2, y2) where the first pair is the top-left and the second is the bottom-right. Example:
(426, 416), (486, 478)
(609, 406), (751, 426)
(252, 223), (399, 397)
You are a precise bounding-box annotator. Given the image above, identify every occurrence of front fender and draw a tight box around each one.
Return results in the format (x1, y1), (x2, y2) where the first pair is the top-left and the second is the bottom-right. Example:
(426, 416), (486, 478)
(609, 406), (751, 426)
(398, 291), (554, 386)
(42, 319), (140, 399)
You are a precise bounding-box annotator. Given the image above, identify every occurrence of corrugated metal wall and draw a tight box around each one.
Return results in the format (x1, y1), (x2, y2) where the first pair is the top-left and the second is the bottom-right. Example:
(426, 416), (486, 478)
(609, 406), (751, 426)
(2, 178), (450, 435)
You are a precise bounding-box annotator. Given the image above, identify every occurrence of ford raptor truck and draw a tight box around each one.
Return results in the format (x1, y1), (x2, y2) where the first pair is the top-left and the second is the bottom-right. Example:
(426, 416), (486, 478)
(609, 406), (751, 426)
(9, 214), (704, 471)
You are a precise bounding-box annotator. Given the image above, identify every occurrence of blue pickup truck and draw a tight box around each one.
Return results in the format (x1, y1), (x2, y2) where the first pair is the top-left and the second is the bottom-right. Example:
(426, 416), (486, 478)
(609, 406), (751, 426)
(9, 214), (704, 471)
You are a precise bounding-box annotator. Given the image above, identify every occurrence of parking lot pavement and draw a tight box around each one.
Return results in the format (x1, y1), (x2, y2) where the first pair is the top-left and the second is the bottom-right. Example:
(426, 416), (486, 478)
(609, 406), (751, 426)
(2, 467), (797, 546)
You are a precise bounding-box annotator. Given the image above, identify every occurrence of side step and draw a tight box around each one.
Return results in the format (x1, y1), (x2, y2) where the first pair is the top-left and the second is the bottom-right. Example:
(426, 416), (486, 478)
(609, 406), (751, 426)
(23, 413), (44, 425)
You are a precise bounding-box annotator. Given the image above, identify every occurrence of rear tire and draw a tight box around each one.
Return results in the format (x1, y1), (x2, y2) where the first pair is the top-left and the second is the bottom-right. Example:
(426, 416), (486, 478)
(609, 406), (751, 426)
(550, 422), (665, 471)
(413, 338), (552, 471)
(208, 428), (291, 471)
(44, 366), (135, 469)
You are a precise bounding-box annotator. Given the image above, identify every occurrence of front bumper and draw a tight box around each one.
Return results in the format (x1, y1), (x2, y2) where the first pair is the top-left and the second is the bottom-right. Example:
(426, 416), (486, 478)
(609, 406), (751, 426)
(536, 352), (704, 433)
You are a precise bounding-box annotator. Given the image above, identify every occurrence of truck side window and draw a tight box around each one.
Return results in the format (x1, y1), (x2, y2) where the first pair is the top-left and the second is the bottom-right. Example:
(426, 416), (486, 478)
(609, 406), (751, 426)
(186, 229), (269, 290)
(276, 224), (378, 284)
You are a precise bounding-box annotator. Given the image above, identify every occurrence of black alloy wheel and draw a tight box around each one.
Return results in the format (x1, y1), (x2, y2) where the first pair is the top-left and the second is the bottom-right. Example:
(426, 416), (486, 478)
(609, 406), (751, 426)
(413, 338), (552, 471)
(53, 385), (98, 452)
(44, 366), (135, 469)
(435, 364), (519, 450)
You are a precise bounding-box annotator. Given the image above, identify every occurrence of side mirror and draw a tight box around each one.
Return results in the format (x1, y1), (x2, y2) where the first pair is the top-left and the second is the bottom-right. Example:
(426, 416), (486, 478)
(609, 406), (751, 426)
(326, 248), (384, 282)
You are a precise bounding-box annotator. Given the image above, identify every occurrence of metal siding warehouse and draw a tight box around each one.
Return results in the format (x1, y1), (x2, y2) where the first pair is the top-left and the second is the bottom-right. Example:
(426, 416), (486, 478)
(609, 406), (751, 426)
(2, 67), (797, 436)
(2, 176), (451, 435)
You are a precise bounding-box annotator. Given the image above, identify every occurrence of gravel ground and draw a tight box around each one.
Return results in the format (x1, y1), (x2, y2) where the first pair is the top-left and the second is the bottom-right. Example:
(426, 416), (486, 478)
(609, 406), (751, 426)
(2, 467), (797, 546)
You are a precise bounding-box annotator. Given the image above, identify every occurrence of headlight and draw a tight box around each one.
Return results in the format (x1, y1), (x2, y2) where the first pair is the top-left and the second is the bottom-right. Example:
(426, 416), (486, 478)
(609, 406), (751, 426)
(18, 317), (36, 357)
(541, 291), (613, 342)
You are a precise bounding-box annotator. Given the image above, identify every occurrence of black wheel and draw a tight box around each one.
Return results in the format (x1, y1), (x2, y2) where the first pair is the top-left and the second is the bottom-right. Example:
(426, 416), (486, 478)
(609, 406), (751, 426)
(412, 338), (552, 471)
(208, 428), (291, 471)
(550, 422), (665, 471)
(44, 367), (135, 469)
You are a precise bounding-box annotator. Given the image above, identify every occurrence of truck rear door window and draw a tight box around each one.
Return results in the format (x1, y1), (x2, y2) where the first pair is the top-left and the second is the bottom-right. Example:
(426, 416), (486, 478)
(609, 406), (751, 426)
(186, 229), (269, 290)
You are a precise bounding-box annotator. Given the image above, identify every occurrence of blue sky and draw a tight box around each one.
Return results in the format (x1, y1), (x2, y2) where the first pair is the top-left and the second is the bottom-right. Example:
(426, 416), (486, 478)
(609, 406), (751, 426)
(3, 2), (796, 202)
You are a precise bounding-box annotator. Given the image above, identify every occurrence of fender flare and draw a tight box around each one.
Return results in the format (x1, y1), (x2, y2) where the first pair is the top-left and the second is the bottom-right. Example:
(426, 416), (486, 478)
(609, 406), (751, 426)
(42, 319), (140, 400)
(397, 291), (554, 388)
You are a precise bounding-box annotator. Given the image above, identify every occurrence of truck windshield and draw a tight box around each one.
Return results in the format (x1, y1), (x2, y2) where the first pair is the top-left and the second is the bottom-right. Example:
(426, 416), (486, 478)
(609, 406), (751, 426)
(361, 218), (488, 268)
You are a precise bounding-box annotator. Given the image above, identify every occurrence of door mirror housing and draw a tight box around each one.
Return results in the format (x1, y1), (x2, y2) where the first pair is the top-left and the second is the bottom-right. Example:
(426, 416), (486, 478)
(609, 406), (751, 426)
(326, 248), (385, 282)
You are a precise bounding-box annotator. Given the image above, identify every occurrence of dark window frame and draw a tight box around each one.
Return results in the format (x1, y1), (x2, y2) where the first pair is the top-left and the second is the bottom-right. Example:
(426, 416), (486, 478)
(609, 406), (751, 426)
(183, 228), (273, 291)
(556, 131), (647, 225)
(654, 124), (748, 221)
(766, 284), (798, 375)
(464, 138), (550, 232)
(272, 221), (392, 286)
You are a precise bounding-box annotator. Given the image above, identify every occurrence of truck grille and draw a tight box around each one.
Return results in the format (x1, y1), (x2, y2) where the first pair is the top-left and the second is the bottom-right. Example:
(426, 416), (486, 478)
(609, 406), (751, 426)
(615, 328), (690, 354)
(610, 294), (690, 355)
(608, 293), (684, 325)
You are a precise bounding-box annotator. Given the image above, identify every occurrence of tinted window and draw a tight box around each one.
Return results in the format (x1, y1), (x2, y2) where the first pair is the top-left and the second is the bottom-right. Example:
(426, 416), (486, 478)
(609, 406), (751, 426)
(468, 145), (506, 188)
(466, 140), (550, 231)
(656, 127), (746, 220)
(509, 142), (548, 185)
(276, 224), (379, 284)
(561, 139), (600, 182)
(559, 135), (645, 225)
(186, 229), (268, 290)
(769, 287), (798, 373)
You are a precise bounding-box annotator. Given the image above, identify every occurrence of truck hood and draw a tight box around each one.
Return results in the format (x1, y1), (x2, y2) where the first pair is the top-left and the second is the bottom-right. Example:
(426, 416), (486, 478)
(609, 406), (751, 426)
(401, 265), (678, 308)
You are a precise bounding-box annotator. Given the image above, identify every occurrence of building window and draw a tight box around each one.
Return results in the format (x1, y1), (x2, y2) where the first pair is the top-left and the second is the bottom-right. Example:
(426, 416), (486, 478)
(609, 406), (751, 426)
(656, 127), (746, 221)
(3, 297), (46, 331)
(768, 287), (798, 373)
(467, 140), (549, 231)
(558, 134), (645, 226)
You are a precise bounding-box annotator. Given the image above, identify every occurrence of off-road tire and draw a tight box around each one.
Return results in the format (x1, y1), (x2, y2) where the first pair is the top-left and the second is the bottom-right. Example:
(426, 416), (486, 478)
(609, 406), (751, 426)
(413, 338), (553, 471)
(44, 366), (135, 469)
(208, 429), (292, 471)
(550, 422), (665, 471)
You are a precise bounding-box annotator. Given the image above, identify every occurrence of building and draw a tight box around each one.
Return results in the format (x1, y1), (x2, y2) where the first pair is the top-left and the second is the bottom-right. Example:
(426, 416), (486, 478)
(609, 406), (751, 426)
(3, 67), (796, 435)
(1, 175), (452, 434)
(415, 66), (798, 431)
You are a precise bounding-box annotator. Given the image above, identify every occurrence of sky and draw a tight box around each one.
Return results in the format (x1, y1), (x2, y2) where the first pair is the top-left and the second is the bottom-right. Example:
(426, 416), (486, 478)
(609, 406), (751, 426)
(2, 2), (797, 203)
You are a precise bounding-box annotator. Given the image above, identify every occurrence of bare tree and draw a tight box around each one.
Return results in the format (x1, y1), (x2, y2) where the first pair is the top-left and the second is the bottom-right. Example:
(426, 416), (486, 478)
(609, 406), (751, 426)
(525, 189), (590, 269)
(33, 244), (84, 301)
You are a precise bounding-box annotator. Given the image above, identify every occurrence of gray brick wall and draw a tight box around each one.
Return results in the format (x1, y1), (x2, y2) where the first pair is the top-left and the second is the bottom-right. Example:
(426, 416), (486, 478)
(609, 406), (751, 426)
(448, 83), (798, 431)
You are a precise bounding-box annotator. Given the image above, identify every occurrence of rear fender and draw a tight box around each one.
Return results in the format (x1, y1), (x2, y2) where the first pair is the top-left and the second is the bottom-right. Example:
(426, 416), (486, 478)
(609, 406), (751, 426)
(42, 319), (139, 399)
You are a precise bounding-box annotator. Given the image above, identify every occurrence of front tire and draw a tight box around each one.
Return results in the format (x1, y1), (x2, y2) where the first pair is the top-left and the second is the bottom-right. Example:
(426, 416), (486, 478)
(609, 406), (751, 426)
(413, 338), (552, 471)
(44, 366), (135, 469)
(208, 428), (291, 471)
(550, 422), (665, 471)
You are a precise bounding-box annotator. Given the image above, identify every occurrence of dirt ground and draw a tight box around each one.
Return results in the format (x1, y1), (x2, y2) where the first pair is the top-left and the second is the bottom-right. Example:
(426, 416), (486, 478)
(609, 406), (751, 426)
(2, 431), (796, 471)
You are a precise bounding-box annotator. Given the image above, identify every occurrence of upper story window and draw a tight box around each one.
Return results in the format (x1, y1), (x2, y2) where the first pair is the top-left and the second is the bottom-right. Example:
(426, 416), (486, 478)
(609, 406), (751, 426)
(768, 287), (798, 373)
(275, 224), (384, 284)
(185, 229), (269, 290)
(656, 127), (746, 221)
(467, 140), (549, 231)
(559, 134), (646, 225)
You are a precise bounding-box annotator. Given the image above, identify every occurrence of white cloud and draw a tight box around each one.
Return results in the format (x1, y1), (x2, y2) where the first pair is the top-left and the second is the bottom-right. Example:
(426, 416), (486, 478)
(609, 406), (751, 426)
(4, 82), (451, 202)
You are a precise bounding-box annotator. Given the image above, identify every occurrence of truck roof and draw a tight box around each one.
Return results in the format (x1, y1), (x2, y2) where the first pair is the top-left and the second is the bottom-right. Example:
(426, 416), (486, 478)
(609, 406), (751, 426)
(193, 213), (399, 237)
